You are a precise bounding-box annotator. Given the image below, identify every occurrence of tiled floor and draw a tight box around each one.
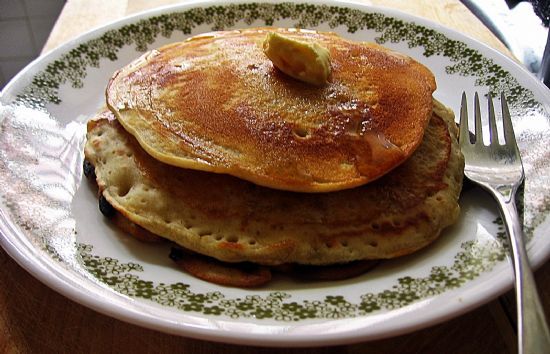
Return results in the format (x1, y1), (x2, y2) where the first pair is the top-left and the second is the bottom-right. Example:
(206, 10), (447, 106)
(0, 0), (65, 89)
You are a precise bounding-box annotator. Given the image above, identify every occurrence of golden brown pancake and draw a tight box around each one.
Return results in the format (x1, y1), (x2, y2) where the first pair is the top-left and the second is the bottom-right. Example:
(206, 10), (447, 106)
(106, 28), (436, 192)
(84, 100), (463, 266)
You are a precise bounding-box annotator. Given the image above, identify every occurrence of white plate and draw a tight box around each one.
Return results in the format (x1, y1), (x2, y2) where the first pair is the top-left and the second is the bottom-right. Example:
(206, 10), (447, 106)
(1, 0), (550, 347)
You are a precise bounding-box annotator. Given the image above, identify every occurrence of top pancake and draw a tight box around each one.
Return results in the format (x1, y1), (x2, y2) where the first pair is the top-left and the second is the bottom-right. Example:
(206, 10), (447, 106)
(106, 28), (436, 192)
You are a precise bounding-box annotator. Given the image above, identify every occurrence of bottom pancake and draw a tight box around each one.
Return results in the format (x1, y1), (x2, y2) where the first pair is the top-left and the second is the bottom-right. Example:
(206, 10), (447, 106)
(169, 247), (273, 287)
(82, 174), (381, 287)
(84, 101), (463, 273)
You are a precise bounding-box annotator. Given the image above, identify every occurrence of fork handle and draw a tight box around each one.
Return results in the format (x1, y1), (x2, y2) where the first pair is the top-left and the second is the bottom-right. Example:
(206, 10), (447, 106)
(495, 191), (550, 354)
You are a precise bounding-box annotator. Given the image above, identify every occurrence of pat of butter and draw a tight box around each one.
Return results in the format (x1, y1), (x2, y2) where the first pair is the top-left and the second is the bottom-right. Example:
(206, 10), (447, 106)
(263, 32), (331, 86)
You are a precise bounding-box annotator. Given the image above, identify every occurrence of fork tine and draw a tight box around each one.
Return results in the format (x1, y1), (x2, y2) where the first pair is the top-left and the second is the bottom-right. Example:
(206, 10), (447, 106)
(501, 93), (519, 151)
(487, 95), (499, 146)
(459, 92), (470, 145)
(474, 92), (483, 145)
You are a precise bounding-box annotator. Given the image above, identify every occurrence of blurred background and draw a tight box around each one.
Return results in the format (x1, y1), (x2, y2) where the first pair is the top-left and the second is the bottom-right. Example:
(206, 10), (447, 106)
(0, 0), (65, 89)
(0, 0), (548, 89)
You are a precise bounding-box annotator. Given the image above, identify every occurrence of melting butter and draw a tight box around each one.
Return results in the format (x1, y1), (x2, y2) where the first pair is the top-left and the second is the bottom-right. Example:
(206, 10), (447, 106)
(262, 32), (331, 86)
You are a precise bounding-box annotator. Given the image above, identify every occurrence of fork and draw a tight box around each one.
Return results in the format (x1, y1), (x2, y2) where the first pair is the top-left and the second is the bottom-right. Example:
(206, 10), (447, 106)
(459, 92), (550, 354)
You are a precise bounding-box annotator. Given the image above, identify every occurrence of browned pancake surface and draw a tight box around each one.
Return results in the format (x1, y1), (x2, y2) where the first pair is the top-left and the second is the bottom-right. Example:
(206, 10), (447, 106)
(106, 28), (436, 192)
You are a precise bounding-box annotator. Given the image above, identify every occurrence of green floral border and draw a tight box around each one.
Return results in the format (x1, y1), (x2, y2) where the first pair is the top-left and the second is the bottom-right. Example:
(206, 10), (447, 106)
(16, 2), (537, 110)
(6, 2), (547, 320)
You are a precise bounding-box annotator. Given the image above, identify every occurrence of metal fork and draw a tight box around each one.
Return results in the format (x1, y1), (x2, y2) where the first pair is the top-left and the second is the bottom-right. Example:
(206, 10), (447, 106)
(459, 92), (550, 354)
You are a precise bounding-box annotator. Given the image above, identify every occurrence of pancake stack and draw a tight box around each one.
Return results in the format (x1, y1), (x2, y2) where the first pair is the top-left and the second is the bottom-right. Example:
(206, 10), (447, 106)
(84, 28), (464, 287)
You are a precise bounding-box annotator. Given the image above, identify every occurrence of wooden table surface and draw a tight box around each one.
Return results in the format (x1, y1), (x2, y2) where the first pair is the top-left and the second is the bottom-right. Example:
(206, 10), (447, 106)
(1, 0), (549, 353)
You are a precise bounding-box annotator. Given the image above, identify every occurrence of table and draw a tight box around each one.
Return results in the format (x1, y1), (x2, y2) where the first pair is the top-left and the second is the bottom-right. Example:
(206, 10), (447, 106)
(1, 0), (549, 352)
